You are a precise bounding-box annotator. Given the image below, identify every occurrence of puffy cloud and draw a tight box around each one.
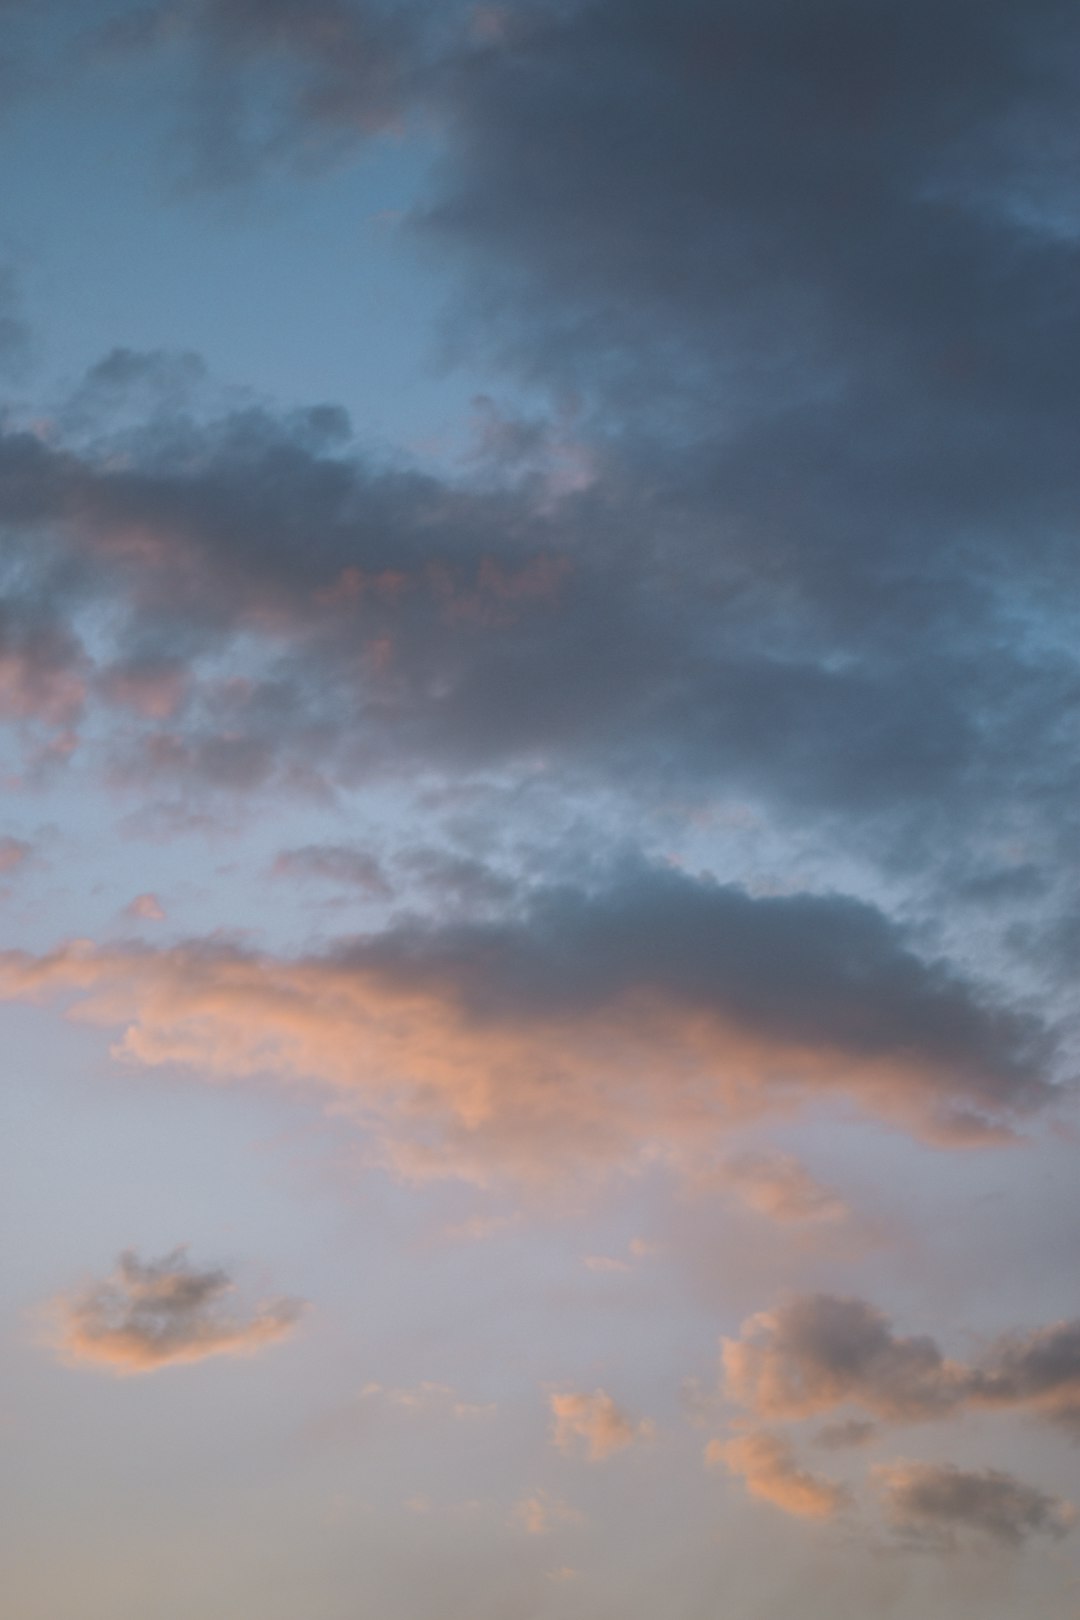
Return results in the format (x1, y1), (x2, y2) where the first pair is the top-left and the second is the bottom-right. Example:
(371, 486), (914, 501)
(708, 1428), (849, 1520)
(722, 1294), (1080, 1432)
(549, 1389), (652, 1461)
(0, 862), (1059, 1188)
(0, 0), (1074, 985)
(876, 1460), (1076, 1550)
(46, 1248), (305, 1374)
(723, 1295), (969, 1423)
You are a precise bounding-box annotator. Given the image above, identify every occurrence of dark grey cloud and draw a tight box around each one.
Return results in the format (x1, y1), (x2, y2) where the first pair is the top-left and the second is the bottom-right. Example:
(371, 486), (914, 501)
(724, 1293), (1080, 1432)
(327, 859), (1056, 1137)
(876, 1460), (1075, 1550)
(0, 0), (1077, 1008)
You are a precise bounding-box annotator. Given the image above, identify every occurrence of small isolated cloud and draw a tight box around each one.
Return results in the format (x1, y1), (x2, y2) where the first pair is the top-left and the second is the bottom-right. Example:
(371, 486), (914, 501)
(550, 1389), (652, 1461)
(582, 1254), (631, 1274)
(709, 1427), (850, 1521)
(722, 1153), (848, 1224)
(0, 836), (32, 876)
(46, 1248), (305, 1374)
(122, 892), (166, 922)
(514, 1489), (585, 1536)
(876, 1460), (1076, 1550)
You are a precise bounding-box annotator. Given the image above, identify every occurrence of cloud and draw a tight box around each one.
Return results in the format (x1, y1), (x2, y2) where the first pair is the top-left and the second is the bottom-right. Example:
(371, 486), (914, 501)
(0, 0), (1073, 990)
(708, 1427), (849, 1520)
(272, 844), (392, 897)
(0, 835), (32, 876)
(721, 1152), (848, 1224)
(514, 1489), (584, 1536)
(722, 1294), (1080, 1431)
(815, 1419), (878, 1451)
(360, 1380), (496, 1418)
(122, 892), (167, 922)
(0, 861), (1060, 1188)
(46, 1247), (305, 1374)
(89, 0), (440, 187)
(875, 1460), (1076, 1550)
(549, 1389), (652, 1461)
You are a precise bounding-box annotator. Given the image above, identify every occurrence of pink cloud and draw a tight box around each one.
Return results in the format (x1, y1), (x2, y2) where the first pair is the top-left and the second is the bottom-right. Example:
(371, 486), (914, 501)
(549, 1389), (653, 1461)
(44, 1248), (305, 1375)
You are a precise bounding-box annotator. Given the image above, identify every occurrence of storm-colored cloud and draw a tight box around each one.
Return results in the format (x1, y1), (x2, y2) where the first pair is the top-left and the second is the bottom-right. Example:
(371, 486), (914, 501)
(549, 1389), (652, 1461)
(46, 1247), (306, 1374)
(876, 1460), (1076, 1550)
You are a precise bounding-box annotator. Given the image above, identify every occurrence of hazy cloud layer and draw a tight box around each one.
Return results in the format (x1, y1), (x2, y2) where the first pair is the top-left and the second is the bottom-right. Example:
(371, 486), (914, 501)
(47, 1247), (305, 1373)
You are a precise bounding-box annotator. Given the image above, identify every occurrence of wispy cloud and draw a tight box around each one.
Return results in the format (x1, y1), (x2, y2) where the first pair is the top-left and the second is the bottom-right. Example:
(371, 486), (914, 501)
(549, 1389), (653, 1461)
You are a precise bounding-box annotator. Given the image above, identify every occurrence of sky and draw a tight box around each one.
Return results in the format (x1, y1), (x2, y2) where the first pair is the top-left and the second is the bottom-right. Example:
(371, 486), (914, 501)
(1, 1), (1079, 1615)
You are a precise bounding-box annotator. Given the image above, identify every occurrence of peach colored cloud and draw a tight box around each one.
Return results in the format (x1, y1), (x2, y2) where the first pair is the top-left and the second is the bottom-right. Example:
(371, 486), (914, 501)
(720, 1152), (848, 1223)
(0, 910), (1049, 1192)
(122, 892), (166, 922)
(549, 1389), (653, 1460)
(45, 1248), (305, 1374)
(708, 1427), (849, 1520)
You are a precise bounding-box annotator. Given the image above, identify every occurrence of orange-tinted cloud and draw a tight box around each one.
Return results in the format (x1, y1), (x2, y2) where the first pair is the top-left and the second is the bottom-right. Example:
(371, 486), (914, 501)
(720, 1152), (848, 1223)
(0, 856), (1058, 1186)
(45, 1248), (305, 1374)
(708, 1427), (849, 1520)
(549, 1389), (653, 1461)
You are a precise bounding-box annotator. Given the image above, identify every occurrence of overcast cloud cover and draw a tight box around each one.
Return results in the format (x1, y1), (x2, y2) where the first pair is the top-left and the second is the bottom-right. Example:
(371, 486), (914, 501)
(1, 2), (1078, 1616)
